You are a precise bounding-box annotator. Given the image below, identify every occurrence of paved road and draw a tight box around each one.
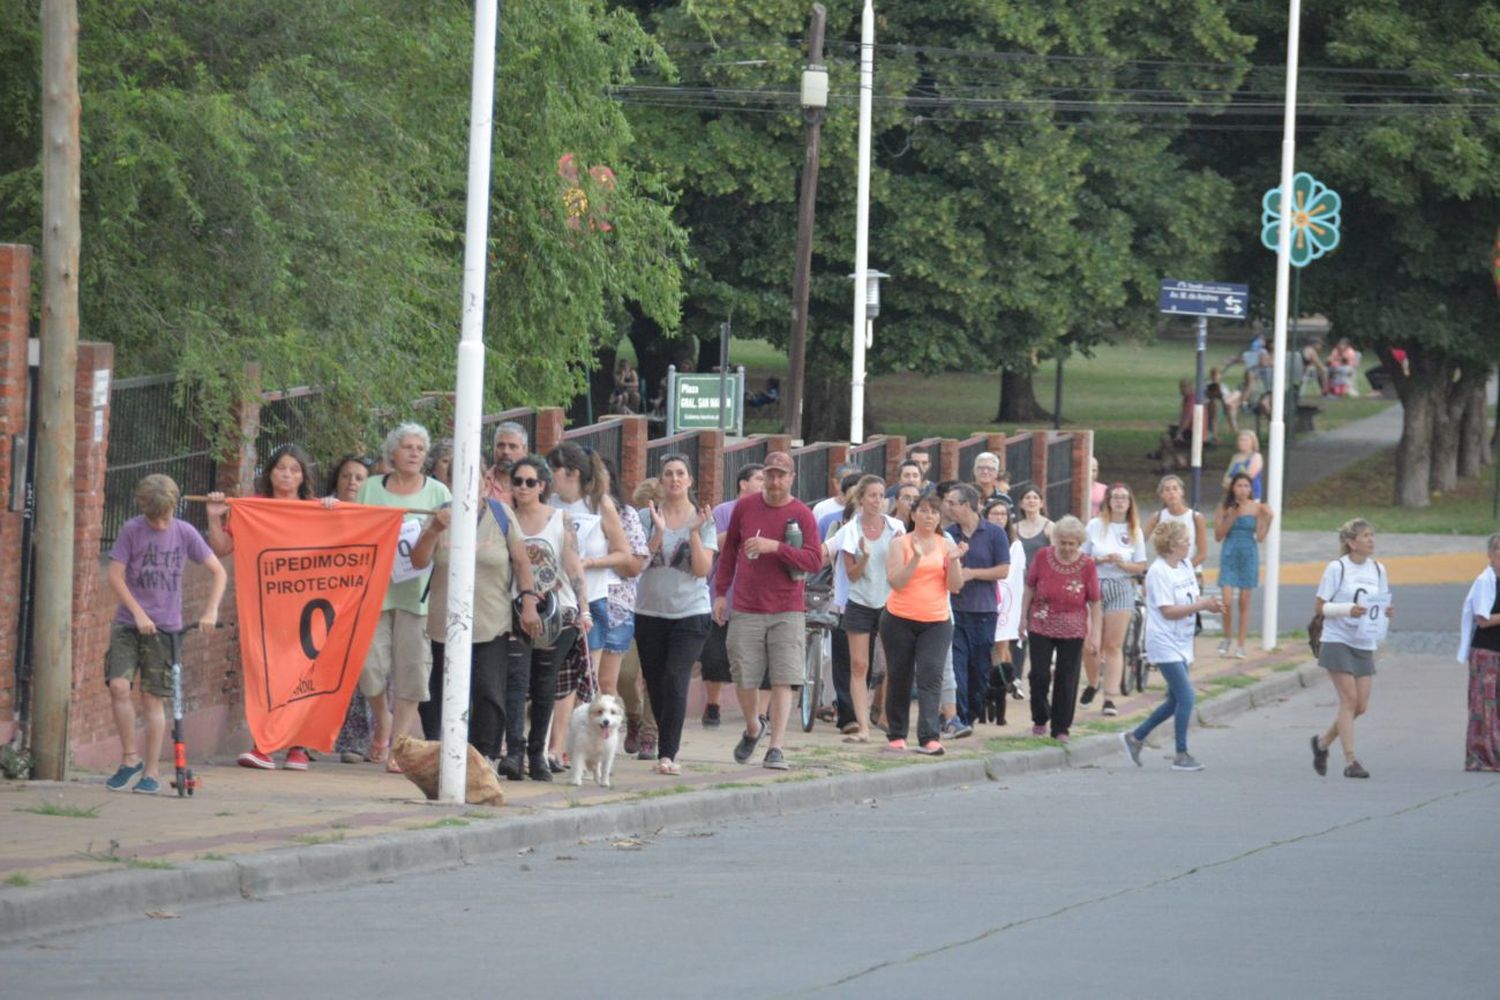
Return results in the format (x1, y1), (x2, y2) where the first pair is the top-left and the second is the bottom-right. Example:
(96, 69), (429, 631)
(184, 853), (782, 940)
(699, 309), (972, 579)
(5, 653), (1493, 999)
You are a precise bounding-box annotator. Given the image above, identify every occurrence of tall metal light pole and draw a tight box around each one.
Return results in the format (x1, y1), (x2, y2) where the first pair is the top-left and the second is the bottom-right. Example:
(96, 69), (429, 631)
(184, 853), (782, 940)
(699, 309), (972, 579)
(849, 0), (875, 444)
(783, 4), (827, 441)
(438, 0), (498, 804)
(1262, 0), (1303, 650)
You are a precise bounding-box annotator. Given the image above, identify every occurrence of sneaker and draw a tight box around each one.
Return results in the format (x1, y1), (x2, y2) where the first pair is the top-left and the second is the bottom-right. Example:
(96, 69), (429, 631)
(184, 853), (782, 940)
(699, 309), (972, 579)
(1009, 680), (1027, 701)
(733, 717), (768, 764)
(1216, 639), (1231, 657)
(945, 720), (973, 740)
(1080, 686), (1098, 706)
(237, 748), (276, 770)
(914, 740), (945, 756)
(1172, 752), (1204, 771)
(283, 748), (311, 771)
(1310, 734), (1329, 776)
(762, 747), (789, 770)
(105, 761), (144, 792)
(1343, 760), (1370, 779)
(624, 719), (640, 755)
(701, 704), (721, 729)
(1031, 725), (1046, 737)
(339, 751), (366, 764)
(1055, 732), (1070, 744)
(1233, 647), (1247, 660)
(636, 736), (658, 761)
(132, 776), (161, 795)
(1120, 731), (1143, 766)
(1102, 700), (1118, 717)
(885, 738), (908, 752)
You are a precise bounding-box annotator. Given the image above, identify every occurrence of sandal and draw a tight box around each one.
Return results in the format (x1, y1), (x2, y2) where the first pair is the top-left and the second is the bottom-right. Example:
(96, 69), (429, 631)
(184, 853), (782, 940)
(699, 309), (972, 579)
(368, 739), (390, 764)
(655, 758), (681, 775)
(385, 756), (403, 774)
(841, 733), (870, 744)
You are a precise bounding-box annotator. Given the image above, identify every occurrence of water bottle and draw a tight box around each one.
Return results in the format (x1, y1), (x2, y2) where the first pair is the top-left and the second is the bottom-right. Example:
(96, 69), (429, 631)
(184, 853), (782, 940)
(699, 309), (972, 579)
(784, 518), (806, 580)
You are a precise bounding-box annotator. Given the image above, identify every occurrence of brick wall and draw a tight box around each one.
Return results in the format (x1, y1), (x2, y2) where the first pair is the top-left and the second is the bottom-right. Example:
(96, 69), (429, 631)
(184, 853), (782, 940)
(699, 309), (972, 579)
(0, 245), (32, 742)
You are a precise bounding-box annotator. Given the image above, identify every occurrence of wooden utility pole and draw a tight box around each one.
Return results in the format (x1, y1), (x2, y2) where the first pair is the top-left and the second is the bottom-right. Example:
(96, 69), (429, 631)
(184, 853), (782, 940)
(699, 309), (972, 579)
(32, 0), (81, 780)
(783, 4), (827, 441)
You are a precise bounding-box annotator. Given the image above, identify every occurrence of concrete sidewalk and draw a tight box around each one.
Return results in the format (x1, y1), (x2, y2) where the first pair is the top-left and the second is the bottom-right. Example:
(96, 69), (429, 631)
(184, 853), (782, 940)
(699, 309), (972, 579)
(2, 642), (1318, 943)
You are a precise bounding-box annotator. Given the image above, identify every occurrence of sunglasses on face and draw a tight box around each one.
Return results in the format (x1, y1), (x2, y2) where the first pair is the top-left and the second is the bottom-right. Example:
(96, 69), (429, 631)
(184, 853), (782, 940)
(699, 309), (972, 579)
(511, 476), (542, 488)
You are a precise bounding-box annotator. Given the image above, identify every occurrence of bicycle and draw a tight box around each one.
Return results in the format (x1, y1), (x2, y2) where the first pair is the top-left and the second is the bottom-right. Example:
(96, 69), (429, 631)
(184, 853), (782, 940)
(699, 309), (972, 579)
(799, 567), (838, 733)
(1121, 578), (1152, 695)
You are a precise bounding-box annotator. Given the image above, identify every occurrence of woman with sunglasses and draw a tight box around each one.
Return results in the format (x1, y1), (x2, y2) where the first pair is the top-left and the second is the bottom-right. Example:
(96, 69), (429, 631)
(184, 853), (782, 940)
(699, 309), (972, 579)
(509, 456), (586, 781)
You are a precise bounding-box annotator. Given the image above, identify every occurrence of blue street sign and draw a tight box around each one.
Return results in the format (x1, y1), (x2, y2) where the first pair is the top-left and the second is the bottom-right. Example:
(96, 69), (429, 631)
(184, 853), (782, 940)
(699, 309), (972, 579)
(1157, 279), (1250, 321)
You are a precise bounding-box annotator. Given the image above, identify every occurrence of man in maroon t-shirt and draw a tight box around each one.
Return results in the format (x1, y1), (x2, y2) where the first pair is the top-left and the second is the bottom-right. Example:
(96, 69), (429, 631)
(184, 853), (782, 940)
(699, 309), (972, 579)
(713, 451), (823, 769)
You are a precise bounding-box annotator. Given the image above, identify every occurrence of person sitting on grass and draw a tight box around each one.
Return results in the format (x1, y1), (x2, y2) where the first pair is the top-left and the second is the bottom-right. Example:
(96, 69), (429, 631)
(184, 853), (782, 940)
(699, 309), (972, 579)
(105, 474), (226, 794)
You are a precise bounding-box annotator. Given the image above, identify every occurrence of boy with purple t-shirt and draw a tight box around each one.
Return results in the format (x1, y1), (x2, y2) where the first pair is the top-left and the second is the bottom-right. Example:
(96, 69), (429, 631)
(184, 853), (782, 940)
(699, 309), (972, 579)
(104, 474), (226, 794)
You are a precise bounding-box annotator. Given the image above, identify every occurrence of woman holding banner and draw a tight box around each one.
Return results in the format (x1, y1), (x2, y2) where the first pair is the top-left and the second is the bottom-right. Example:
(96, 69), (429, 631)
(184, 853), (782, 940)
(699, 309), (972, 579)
(206, 442), (325, 770)
(356, 423), (452, 773)
(511, 456), (587, 781)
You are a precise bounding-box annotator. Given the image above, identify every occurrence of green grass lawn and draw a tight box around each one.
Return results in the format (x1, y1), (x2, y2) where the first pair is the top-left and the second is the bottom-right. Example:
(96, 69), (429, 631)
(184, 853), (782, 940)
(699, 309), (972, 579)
(1285, 448), (1500, 535)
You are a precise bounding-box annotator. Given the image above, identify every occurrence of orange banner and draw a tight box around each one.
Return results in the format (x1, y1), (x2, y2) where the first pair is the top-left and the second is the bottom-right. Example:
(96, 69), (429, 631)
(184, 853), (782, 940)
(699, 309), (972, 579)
(227, 498), (404, 752)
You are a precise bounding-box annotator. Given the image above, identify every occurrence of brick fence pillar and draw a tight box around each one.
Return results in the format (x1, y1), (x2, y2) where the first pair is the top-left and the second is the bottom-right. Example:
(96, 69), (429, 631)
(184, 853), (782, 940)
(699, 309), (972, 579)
(696, 429), (724, 507)
(1073, 429), (1094, 519)
(535, 407), (565, 455)
(217, 363), (260, 495)
(0, 244), (32, 738)
(825, 443), (849, 496)
(937, 438), (959, 484)
(766, 434), (792, 455)
(617, 415), (647, 500)
(68, 342), (115, 722)
(1030, 431), (1049, 500)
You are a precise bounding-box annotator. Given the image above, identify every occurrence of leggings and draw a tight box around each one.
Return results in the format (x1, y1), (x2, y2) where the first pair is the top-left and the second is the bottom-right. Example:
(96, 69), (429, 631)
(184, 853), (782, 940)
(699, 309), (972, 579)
(425, 636), (527, 759)
(1028, 633), (1084, 737)
(527, 628), (578, 756)
(879, 612), (953, 745)
(634, 613), (712, 762)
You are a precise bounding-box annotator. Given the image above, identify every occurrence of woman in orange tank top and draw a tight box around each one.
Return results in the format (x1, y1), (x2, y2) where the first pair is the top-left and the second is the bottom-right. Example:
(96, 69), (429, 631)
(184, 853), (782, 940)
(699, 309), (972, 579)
(879, 495), (965, 755)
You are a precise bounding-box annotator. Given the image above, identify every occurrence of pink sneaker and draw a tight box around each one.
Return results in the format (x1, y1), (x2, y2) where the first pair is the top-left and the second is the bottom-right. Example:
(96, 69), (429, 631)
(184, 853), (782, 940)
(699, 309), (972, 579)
(1031, 725), (1046, 737)
(283, 747), (311, 771)
(1055, 732), (1070, 744)
(237, 748), (276, 770)
(886, 738), (907, 751)
(915, 740), (945, 756)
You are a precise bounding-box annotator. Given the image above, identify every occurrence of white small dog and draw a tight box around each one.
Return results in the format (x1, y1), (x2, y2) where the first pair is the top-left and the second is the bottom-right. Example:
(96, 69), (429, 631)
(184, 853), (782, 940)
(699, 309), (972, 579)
(567, 694), (625, 788)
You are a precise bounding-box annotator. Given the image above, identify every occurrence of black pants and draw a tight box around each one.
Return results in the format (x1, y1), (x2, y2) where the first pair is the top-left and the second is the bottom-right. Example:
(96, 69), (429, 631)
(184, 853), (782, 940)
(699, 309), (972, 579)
(879, 612), (952, 745)
(527, 627), (578, 756)
(634, 613), (712, 762)
(1028, 633), (1084, 737)
(424, 636), (528, 759)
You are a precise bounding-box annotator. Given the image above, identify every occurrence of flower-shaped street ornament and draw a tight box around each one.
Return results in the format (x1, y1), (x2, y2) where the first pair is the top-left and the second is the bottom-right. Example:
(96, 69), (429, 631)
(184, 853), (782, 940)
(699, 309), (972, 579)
(1261, 172), (1341, 268)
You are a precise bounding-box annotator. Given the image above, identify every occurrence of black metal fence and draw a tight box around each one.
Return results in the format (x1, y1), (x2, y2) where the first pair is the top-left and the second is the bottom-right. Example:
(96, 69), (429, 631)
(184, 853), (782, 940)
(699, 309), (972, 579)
(721, 438), (768, 497)
(791, 446), (830, 503)
(1046, 435), (1075, 519)
(1005, 436), (1033, 493)
(480, 407), (538, 454)
(254, 387), (327, 487)
(957, 436), (989, 482)
(103, 375), (216, 550)
(562, 418), (624, 477)
(848, 439), (887, 478)
(645, 431), (700, 485)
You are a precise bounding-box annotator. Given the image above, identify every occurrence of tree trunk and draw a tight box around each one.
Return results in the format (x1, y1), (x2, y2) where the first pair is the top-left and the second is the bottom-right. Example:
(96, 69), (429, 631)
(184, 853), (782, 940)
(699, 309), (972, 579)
(1394, 378), (1439, 507)
(1429, 365), (1465, 494)
(1458, 364), (1492, 478)
(994, 366), (1051, 423)
(804, 366), (872, 442)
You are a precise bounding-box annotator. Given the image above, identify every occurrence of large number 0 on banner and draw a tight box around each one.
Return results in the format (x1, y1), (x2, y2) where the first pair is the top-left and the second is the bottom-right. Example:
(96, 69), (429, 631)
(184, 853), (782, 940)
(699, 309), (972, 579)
(227, 498), (404, 752)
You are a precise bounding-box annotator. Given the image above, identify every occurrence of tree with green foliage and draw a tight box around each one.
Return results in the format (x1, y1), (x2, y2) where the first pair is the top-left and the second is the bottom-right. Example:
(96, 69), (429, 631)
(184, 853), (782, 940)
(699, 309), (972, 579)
(1206, 1), (1500, 507)
(614, 0), (1252, 439)
(0, 0), (686, 451)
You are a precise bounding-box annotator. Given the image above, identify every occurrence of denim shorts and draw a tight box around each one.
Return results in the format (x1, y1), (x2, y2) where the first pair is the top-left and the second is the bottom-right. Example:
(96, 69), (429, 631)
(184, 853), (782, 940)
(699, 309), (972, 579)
(586, 597), (634, 653)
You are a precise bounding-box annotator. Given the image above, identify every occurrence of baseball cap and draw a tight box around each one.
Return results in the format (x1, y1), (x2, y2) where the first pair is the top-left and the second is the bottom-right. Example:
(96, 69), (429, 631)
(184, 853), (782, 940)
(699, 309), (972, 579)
(763, 451), (794, 474)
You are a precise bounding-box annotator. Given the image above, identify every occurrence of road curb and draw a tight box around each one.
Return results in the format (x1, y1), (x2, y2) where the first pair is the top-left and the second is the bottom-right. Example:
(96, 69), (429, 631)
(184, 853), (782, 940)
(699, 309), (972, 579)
(0, 658), (1321, 945)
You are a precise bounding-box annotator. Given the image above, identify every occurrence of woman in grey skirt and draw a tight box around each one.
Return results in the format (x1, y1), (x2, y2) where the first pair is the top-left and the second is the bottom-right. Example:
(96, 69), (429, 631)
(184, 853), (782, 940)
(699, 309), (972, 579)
(1309, 519), (1393, 779)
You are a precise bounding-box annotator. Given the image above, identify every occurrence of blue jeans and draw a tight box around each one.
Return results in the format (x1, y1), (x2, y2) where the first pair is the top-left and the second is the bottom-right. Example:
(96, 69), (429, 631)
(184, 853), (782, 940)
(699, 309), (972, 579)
(1132, 659), (1195, 753)
(951, 612), (997, 726)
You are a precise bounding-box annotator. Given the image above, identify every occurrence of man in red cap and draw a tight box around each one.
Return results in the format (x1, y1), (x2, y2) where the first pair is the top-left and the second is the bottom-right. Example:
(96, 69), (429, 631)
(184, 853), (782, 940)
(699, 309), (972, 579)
(713, 451), (823, 769)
